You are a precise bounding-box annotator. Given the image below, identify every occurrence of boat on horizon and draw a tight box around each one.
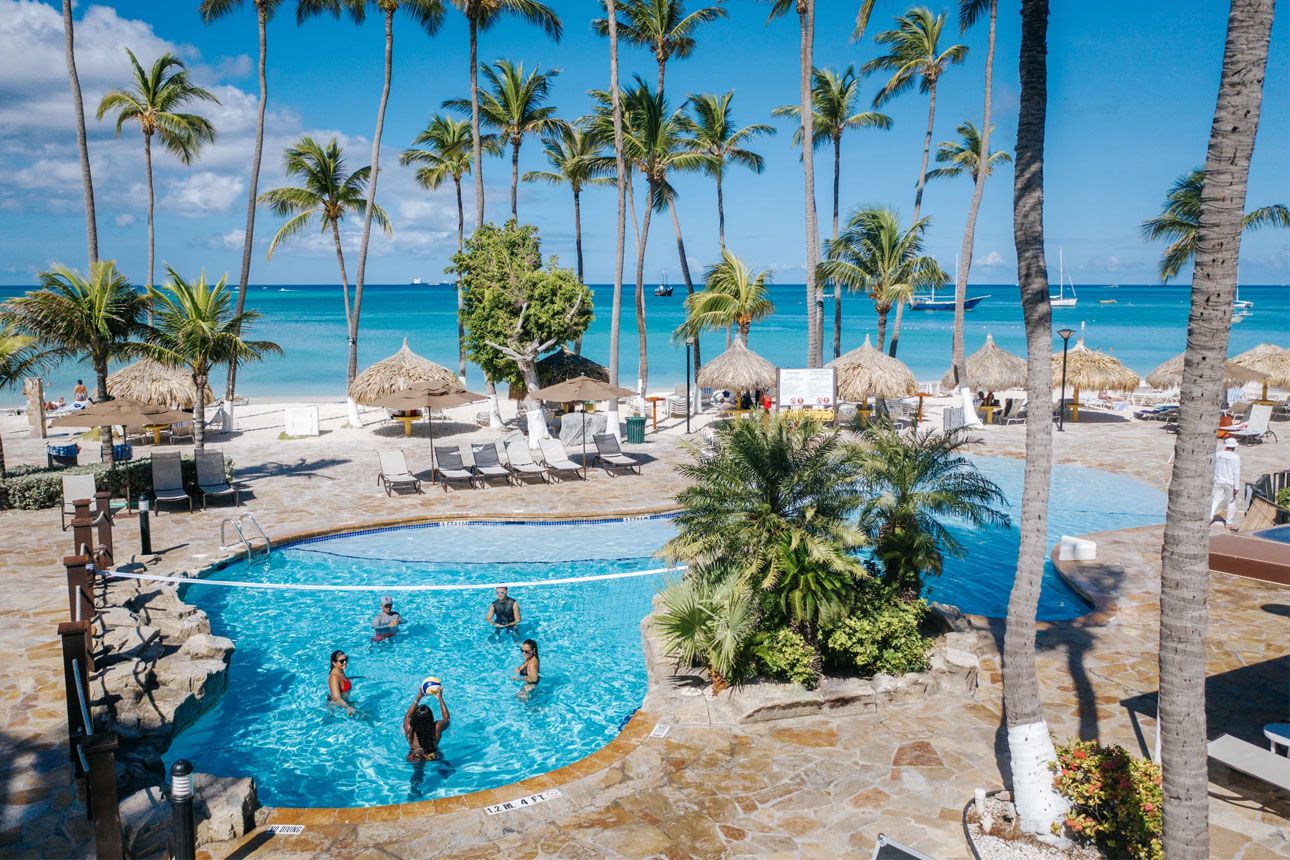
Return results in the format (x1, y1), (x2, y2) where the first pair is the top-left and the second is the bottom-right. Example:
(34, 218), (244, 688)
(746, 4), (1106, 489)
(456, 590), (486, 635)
(1051, 247), (1077, 307)
(653, 272), (673, 297)
(410, 277), (423, 286)
(908, 286), (989, 311)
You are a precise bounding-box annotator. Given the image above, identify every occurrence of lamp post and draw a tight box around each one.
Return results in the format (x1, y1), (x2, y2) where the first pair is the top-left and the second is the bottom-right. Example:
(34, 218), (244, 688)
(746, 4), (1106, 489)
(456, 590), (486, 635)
(685, 337), (694, 435)
(1057, 328), (1075, 432)
(170, 759), (195, 860)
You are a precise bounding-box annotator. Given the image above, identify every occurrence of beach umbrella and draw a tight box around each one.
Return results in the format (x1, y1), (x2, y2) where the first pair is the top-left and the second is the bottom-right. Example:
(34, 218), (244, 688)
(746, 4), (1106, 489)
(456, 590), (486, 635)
(50, 398), (192, 429)
(1145, 352), (1268, 391)
(374, 385), (486, 480)
(940, 333), (1025, 393)
(348, 339), (462, 406)
(696, 339), (777, 394)
(1231, 343), (1290, 401)
(1050, 338), (1139, 421)
(508, 347), (610, 400)
(530, 376), (636, 477)
(829, 335), (917, 412)
(107, 359), (211, 409)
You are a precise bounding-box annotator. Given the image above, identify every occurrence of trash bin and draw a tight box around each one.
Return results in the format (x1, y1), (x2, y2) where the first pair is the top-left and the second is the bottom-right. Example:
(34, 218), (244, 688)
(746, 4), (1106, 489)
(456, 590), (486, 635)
(625, 416), (646, 444)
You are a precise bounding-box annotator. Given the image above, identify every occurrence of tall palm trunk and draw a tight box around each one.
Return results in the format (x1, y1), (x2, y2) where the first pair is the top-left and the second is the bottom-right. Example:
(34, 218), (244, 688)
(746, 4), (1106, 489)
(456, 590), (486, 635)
(951, 0), (996, 387)
(634, 187), (655, 394)
(606, 0), (627, 439)
(797, 0), (821, 367)
(144, 130), (155, 323)
(669, 202), (700, 369)
(63, 0), (98, 267)
(1003, 0), (1065, 836)
(510, 139), (520, 219)
(573, 186), (584, 355)
(330, 219), (353, 345)
(226, 2), (269, 404)
(888, 81), (938, 360)
(832, 134), (842, 359)
(1159, 2), (1275, 856)
(470, 18), (484, 229)
(888, 298), (907, 357)
(715, 169), (725, 249)
(874, 306), (888, 352)
(193, 370), (208, 452)
(452, 176), (466, 380)
(95, 356), (113, 466)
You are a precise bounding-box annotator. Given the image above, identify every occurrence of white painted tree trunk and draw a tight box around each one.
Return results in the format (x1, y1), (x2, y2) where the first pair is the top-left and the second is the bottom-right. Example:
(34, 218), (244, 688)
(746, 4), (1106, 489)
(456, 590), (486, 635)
(487, 383), (504, 429)
(524, 401), (549, 443)
(959, 387), (983, 427)
(606, 401), (622, 440)
(346, 397), (362, 428)
(1007, 722), (1067, 835)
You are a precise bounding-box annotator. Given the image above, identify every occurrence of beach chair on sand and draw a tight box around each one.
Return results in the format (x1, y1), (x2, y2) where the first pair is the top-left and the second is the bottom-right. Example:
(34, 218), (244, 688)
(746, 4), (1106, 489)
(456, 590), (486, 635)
(196, 450), (240, 508)
(593, 433), (642, 476)
(1229, 403), (1277, 445)
(376, 450), (422, 496)
(151, 452), (192, 512)
(505, 440), (549, 484)
(471, 442), (512, 487)
(61, 473), (99, 530)
(538, 438), (584, 481)
(433, 446), (478, 492)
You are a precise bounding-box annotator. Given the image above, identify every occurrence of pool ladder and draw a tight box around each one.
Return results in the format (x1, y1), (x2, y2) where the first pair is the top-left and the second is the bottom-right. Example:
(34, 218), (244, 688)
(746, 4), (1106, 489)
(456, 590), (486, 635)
(221, 513), (272, 560)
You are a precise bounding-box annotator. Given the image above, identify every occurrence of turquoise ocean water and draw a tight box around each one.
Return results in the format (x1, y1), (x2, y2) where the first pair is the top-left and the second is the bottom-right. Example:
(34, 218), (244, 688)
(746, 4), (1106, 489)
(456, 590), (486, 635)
(2, 283), (1286, 405)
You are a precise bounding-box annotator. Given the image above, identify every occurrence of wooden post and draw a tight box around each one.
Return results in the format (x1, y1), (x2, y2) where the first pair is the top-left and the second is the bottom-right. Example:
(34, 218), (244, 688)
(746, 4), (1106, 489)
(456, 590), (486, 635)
(64, 555), (93, 623)
(93, 491), (113, 565)
(58, 620), (93, 777)
(70, 499), (93, 557)
(83, 733), (125, 860)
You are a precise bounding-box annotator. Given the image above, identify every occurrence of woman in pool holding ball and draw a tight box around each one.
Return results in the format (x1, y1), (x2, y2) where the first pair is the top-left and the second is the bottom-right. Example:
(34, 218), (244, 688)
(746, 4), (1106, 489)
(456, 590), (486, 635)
(403, 678), (449, 762)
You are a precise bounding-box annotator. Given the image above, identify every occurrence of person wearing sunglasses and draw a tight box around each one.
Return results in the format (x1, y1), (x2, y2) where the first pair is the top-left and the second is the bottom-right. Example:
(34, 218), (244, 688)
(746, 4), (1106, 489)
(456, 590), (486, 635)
(515, 639), (540, 700)
(328, 650), (356, 716)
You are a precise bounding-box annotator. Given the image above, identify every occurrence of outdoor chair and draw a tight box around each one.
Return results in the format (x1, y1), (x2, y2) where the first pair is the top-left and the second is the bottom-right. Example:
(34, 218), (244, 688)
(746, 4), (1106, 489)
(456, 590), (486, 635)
(433, 445), (478, 492)
(1229, 403), (1277, 445)
(538, 438), (584, 481)
(1002, 402), (1028, 426)
(504, 439), (549, 484)
(1246, 469), (1290, 509)
(376, 450), (422, 496)
(150, 452), (192, 512)
(592, 433), (642, 476)
(169, 421), (194, 444)
(196, 450), (239, 508)
(1207, 734), (1290, 793)
(470, 442), (513, 487)
(61, 473), (98, 531)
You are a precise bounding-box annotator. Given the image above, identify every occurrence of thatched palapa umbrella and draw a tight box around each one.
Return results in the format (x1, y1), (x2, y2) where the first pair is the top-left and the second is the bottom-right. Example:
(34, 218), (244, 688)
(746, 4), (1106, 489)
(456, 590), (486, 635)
(1051, 338), (1139, 421)
(107, 359), (211, 409)
(696, 339), (776, 397)
(349, 339), (462, 406)
(1231, 343), (1290, 401)
(508, 347), (609, 400)
(940, 334), (1025, 393)
(1145, 352), (1267, 392)
(830, 335), (916, 416)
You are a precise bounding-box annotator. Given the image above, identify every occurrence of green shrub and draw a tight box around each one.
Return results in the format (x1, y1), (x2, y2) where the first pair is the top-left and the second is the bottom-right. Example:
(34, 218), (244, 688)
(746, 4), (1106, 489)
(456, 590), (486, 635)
(754, 628), (821, 690)
(1051, 738), (1162, 860)
(0, 455), (231, 510)
(823, 582), (931, 676)
(1276, 487), (1290, 509)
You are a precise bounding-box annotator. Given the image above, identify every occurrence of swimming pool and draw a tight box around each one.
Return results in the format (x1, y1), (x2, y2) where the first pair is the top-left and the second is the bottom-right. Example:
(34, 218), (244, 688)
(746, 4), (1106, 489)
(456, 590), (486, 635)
(164, 457), (1164, 807)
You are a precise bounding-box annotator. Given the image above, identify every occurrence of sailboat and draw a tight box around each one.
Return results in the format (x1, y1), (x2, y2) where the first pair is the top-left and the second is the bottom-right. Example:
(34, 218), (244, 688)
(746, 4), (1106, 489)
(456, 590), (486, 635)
(1233, 287), (1253, 311)
(653, 271), (673, 297)
(1051, 247), (1077, 308)
(908, 254), (989, 310)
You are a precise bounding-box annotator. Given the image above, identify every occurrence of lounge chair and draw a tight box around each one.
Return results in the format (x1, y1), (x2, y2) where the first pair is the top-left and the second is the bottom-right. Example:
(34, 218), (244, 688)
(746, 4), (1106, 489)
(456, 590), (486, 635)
(61, 473), (99, 530)
(504, 439), (549, 484)
(470, 442), (512, 487)
(1229, 403), (1277, 445)
(1207, 734), (1290, 792)
(1003, 401), (1029, 425)
(538, 438), (584, 481)
(196, 450), (239, 508)
(433, 445), (477, 492)
(150, 452), (192, 512)
(593, 433), (642, 476)
(376, 450), (422, 496)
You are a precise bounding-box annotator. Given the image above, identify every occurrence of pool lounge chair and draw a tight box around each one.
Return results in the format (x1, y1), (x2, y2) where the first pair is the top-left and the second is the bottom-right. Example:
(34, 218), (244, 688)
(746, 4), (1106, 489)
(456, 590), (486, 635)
(593, 433), (642, 476)
(1207, 734), (1290, 793)
(504, 439), (549, 484)
(150, 452), (192, 512)
(471, 442), (513, 486)
(61, 473), (99, 530)
(433, 446), (478, 492)
(196, 450), (240, 508)
(1229, 403), (1277, 445)
(538, 438), (584, 481)
(376, 450), (422, 496)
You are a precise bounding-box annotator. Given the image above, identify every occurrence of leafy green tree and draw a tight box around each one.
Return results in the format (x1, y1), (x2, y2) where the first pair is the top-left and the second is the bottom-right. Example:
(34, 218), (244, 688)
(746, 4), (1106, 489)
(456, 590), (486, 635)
(2, 261), (146, 465)
(1141, 166), (1289, 283)
(675, 248), (774, 344)
(682, 91), (775, 250)
(96, 51), (219, 305)
(592, 0), (726, 94)
(853, 423), (1009, 593)
(0, 323), (44, 477)
(145, 268), (281, 451)
(452, 222), (592, 440)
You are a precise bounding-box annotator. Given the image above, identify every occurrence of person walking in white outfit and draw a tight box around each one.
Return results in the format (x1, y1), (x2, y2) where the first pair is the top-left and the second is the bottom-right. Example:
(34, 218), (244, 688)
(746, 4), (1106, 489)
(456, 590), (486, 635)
(1211, 437), (1241, 526)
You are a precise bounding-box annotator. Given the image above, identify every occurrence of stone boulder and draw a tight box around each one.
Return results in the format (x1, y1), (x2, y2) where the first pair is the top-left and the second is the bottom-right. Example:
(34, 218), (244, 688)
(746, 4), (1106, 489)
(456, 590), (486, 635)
(111, 686), (199, 739)
(154, 656), (228, 698)
(179, 634), (235, 663)
(119, 774), (259, 853)
(92, 662), (156, 707)
(101, 625), (160, 659)
(558, 411), (607, 448)
(119, 784), (169, 858)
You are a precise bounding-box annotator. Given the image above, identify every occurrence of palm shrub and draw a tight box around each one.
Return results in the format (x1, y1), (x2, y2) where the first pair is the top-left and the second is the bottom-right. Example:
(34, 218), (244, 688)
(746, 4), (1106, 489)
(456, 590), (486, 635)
(853, 423), (1009, 594)
(654, 573), (759, 694)
(0, 323), (43, 478)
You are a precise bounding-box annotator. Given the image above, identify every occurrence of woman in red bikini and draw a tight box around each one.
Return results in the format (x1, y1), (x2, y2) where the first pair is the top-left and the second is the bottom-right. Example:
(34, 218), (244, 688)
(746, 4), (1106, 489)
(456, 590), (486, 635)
(328, 650), (356, 715)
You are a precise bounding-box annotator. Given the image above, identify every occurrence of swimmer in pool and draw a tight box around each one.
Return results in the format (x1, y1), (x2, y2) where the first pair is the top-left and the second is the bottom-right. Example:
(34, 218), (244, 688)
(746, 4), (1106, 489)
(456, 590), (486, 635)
(371, 596), (403, 642)
(486, 586), (520, 635)
(403, 688), (450, 762)
(327, 650), (356, 715)
(515, 639), (539, 700)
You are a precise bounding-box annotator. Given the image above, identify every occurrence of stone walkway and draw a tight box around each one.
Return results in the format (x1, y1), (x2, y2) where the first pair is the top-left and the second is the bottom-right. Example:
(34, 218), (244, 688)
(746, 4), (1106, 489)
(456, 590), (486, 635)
(0, 403), (1286, 858)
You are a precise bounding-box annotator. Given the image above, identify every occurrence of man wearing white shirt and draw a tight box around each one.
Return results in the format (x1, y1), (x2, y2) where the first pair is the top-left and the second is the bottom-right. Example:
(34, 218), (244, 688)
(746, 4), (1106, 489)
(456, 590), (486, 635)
(1211, 438), (1241, 526)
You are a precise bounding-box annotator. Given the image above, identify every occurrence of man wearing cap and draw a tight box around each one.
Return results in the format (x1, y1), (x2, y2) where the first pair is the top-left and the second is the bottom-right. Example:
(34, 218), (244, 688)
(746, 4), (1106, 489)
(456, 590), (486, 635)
(372, 596), (403, 642)
(1211, 437), (1241, 527)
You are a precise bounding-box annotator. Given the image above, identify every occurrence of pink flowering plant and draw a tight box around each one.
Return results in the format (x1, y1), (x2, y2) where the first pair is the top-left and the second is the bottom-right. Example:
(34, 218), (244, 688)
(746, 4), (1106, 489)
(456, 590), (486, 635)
(1050, 738), (1163, 860)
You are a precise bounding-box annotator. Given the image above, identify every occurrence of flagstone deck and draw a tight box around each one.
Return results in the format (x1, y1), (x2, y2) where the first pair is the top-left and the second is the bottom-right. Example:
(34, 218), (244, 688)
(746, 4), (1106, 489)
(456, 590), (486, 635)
(0, 403), (1286, 858)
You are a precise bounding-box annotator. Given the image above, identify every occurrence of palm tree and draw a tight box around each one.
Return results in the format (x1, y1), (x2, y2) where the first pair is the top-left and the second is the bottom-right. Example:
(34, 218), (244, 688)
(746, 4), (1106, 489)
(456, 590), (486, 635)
(146, 268), (281, 451)
(63, 0), (98, 267)
(448, 0), (561, 230)
(767, 0), (823, 367)
(0, 324), (43, 478)
(259, 136), (389, 392)
(592, 0), (726, 95)
(522, 123), (610, 289)
(924, 121), (1010, 183)
(684, 91), (776, 251)
(773, 66), (892, 359)
(402, 116), (497, 378)
(604, 0), (628, 439)
(447, 60), (561, 221)
(1, 261), (145, 465)
(948, 0), (999, 389)
(96, 50), (219, 309)
(199, 0), (284, 404)
(656, 575), (760, 694)
(1141, 166), (1288, 282)
(676, 249), (774, 344)
(853, 424), (1008, 594)
(820, 207), (943, 353)
(1157, 3), (1276, 857)
(1003, 0), (1065, 838)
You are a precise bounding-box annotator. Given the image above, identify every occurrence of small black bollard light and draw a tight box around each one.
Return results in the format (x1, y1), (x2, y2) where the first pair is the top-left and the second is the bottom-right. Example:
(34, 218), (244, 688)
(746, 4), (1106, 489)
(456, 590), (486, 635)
(170, 759), (196, 860)
(139, 496), (152, 556)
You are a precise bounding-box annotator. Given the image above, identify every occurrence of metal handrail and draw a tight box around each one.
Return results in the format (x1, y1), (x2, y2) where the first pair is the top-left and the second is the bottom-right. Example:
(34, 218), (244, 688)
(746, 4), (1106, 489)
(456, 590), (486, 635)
(219, 518), (253, 558)
(238, 513), (271, 556)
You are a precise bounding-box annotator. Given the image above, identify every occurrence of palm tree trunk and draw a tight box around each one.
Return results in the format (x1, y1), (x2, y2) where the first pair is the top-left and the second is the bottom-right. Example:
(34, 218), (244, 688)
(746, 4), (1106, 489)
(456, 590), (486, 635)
(832, 134), (842, 360)
(951, 0), (996, 389)
(1004, 0), (1065, 837)
(669, 201), (700, 369)
(797, 0), (821, 368)
(0, 430), (7, 479)
(350, 9), (394, 389)
(875, 307), (888, 352)
(606, 0), (627, 439)
(888, 299), (906, 358)
(226, 3), (269, 404)
(331, 220), (353, 336)
(634, 187), (654, 395)
(912, 80), (937, 224)
(453, 176), (466, 380)
(573, 186), (584, 355)
(144, 130), (155, 324)
(715, 169), (725, 250)
(193, 371), (207, 453)
(96, 357), (113, 466)
(1159, 3), (1275, 857)
(63, 0), (97, 267)
(656, 59), (665, 98)
(470, 17), (484, 230)
(510, 139), (520, 220)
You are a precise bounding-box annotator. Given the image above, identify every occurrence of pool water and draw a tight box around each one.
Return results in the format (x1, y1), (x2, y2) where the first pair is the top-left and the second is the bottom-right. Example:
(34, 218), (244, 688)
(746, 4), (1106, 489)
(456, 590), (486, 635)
(165, 458), (1164, 807)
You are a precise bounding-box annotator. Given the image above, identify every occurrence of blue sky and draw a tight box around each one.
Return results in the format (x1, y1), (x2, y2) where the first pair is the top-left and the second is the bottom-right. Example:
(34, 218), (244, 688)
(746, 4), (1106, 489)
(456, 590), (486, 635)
(0, 0), (1286, 287)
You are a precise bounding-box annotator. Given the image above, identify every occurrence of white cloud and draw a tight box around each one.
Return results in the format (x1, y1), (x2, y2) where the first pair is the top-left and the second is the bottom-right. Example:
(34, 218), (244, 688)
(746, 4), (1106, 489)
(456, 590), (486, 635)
(114, 212), (135, 226)
(974, 250), (1005, 267)
(163, 171), (244, 216)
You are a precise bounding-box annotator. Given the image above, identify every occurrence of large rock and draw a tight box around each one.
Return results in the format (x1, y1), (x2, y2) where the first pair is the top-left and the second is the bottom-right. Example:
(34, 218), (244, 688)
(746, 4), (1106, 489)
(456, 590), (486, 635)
(559, 411), (607, 448)
(111, 686), (199, 739)
(937, 647), (979, 697)
(144, 609), (210, 644)
(194, 774), (258, 846)
(92, 662), (156, 707)
(119, 784), (170, 858)
(101, 625), (160, 659)
(154, 656), (228, 698)
(179, 634), (234, 663)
